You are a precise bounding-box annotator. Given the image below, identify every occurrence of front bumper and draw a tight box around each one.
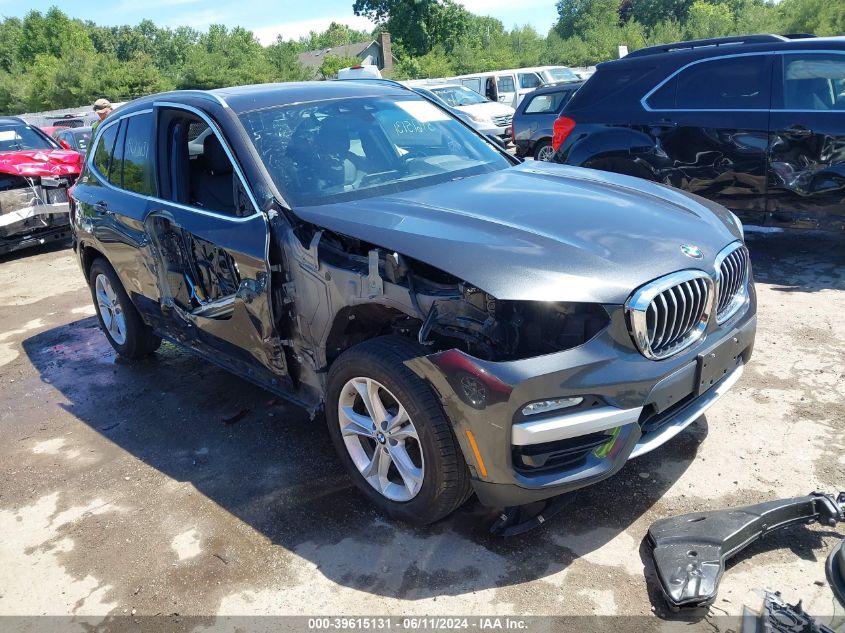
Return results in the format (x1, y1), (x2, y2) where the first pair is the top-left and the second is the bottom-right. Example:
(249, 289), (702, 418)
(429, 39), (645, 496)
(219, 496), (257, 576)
(406, 292), (757, 508)
(0, 202), (71, 256)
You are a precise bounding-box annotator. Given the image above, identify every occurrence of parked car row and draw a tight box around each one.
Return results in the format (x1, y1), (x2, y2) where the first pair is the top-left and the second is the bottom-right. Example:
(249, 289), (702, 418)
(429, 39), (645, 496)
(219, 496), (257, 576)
(551, 34), (845, 230)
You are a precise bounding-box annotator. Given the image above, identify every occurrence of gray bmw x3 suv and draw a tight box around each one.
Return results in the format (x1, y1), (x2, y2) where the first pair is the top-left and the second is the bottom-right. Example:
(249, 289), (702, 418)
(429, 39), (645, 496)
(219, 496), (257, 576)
(69, 80), (756, 524)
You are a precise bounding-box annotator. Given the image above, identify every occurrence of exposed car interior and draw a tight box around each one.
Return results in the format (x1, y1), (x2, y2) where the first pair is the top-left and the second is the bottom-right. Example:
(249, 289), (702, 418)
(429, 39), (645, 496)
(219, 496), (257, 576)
(162, 114), (246, 216)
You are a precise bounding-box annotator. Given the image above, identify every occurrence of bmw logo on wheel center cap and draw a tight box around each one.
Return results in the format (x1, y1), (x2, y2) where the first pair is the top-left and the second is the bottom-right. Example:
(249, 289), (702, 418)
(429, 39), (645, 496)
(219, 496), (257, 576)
(680, 244), (703, 259)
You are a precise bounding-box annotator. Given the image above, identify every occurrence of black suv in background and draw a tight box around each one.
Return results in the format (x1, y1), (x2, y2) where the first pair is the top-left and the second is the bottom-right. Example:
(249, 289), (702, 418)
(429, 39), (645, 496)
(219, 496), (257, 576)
(512, 81), (583, 161)
(553, 34), (845, 230)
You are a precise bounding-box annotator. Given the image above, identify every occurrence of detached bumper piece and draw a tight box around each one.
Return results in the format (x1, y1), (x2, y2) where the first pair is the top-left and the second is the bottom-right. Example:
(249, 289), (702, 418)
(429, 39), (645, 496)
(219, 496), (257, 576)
(648, 491), (845, 610)
(742, 591), (834, 633)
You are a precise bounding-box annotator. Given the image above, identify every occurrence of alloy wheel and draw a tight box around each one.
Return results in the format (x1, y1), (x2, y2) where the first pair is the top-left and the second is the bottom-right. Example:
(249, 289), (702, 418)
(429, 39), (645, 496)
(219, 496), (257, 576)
(536, 144), (555, 162)
(337, 377), (425, 502)
(95, 273), (127, 345)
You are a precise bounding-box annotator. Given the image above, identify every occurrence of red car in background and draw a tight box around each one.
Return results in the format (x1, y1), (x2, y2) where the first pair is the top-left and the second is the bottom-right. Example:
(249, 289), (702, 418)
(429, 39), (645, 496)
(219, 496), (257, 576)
(0, 116), (82, 256)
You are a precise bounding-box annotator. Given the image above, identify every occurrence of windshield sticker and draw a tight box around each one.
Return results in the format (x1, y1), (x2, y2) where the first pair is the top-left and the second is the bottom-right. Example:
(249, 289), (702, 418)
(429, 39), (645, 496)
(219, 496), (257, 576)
(395, 100), (450, 122)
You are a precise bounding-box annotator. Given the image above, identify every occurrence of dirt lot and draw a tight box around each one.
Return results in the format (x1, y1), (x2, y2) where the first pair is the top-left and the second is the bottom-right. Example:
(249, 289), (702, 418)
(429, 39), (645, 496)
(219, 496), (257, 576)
(0, 230), (843, 630)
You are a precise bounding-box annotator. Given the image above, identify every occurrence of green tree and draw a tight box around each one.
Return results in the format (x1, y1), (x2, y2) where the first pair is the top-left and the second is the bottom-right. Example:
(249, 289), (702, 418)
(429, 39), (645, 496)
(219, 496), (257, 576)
(684, 0), (735, 39)
(781, 0), (845, 36)
(266, 38), (311, 81)
(353, 0), (471, 56)
(317, 54), (360, 79)
(300, 21), (373, 50)
(178, 25), (271, 89)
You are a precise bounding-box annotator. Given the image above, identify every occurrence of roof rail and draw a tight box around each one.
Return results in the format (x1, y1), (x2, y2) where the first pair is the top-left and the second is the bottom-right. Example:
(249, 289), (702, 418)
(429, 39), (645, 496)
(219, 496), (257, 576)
(625, 34), (787, 59)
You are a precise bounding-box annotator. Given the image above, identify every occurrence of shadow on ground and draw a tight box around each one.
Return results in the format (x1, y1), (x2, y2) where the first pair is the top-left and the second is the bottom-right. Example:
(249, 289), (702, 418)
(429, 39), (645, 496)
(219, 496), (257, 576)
(22, 315), (705, 604)
(745, 230), (845, 293)
(17, 230), (844, 609)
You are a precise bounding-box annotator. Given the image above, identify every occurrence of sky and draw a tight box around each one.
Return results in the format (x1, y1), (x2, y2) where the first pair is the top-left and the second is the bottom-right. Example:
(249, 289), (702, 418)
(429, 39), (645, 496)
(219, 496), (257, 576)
(11, 0), (560, 45)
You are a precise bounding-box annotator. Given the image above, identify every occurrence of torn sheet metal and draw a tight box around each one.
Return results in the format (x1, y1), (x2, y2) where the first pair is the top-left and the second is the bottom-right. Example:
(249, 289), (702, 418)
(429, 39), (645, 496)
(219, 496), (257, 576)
(648, 491), (844, 610)
(0, 149), (82, 178)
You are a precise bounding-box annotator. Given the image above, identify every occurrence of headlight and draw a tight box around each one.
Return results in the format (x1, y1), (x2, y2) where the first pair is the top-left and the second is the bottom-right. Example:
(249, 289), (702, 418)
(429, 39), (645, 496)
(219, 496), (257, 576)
(469, 113), (493, 124)
(728, 210), (744, 239)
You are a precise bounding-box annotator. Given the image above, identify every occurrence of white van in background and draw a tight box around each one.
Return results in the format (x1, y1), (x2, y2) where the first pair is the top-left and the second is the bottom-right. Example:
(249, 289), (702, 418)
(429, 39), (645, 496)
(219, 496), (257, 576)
(451, 66), (580, 108)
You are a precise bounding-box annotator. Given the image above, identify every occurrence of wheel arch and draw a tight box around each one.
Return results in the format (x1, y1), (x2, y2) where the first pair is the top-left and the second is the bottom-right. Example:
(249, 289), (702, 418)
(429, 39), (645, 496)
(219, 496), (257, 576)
(564, 127), (656, 170)
(80, 242), (107, 280)
(324, 303), (419, 367)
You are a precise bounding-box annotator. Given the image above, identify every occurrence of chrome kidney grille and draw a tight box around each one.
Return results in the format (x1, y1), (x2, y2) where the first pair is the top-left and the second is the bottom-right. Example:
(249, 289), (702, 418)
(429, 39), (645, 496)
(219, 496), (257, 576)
(626, 271), (714, 360)
(715, 242), (749, 323)
(492, 114), (513, 127)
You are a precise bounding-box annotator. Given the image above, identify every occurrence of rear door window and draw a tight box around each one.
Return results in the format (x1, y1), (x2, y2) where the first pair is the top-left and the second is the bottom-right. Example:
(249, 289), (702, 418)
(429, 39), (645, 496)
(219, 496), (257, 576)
(524, 90), (574, 114)
(92, 123), (118, 179)
(781, 54), (845, 110)
(119, 113), (156, 195)
(674, 55), (771, 110)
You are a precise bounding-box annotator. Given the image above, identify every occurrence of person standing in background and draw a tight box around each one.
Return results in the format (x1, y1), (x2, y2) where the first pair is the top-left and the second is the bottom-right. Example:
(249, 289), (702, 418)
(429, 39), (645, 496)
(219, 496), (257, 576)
(92, 98), (113, 131)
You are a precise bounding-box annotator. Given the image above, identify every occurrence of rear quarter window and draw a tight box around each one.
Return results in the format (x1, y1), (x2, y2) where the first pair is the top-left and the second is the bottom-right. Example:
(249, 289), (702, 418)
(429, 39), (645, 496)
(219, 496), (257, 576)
(523, 90), (573, 114)
(565, 65), (658, 112)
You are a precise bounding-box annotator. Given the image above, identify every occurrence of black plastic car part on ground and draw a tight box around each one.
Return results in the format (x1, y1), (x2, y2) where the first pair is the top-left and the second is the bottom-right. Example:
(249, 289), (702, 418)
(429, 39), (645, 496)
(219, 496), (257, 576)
(648, 491), (845, 610)
(70, 80), (756, 523)
(553, 34), (845, 231)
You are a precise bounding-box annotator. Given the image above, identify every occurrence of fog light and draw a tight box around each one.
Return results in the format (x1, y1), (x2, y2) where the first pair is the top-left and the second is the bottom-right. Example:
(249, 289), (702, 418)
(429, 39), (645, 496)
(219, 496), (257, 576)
(521, 397), (583, 416)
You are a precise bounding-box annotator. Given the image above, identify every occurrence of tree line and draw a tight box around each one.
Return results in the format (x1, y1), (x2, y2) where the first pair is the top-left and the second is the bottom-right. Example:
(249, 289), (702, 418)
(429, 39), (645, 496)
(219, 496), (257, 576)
(1, 0), (842, 115)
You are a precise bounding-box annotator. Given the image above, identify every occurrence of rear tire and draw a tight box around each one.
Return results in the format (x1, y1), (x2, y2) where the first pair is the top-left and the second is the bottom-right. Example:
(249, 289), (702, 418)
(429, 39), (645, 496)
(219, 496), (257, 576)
(88, 258), (161, 359)
(533, 139), (555, 162)
(326, 336), (472, 525)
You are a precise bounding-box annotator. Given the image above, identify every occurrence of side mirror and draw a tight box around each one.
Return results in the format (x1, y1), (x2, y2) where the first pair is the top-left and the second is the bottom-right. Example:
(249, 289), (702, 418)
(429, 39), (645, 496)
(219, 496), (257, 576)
(58, 138), (72, 150)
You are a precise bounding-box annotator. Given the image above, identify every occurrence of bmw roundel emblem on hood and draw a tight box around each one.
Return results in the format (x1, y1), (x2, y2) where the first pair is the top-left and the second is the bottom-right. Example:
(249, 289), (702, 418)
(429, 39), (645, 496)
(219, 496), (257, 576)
(680, 244), (703, 259)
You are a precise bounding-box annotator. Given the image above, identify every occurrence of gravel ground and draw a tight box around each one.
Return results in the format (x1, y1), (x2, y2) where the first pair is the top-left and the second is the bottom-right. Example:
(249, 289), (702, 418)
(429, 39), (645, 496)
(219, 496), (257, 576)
(0, 230), (843, 631)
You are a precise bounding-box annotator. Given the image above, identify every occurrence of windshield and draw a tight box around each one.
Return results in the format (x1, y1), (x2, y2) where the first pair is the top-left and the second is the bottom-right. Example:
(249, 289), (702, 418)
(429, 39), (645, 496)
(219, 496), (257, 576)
(430, 86), (488, 107)
(239, 95), (510, 206)
(545, 68), (580, 83)
(0, 125), (56, 152)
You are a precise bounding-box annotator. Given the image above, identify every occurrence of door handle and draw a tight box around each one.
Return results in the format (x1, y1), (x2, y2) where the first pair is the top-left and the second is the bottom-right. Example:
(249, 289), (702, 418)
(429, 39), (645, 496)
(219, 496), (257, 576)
(93, 201), (112, 215)
(783, 125), (813, 137)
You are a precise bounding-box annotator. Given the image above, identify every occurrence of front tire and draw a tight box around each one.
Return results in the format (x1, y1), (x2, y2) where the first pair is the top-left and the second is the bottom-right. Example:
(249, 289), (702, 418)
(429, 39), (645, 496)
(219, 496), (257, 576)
(326, 336), (472, 524)
(88, 258), (161, 359)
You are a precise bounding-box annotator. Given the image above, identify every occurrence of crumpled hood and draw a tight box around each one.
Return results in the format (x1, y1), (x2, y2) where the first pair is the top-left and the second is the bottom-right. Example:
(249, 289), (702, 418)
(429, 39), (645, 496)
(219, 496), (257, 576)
(0, 149), (82, 178)
(294, 162), (742, 304)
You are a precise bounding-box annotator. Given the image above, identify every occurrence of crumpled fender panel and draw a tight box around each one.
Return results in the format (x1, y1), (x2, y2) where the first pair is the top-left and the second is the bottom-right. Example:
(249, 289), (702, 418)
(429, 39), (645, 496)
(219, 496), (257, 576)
(648, 491), (845, 610)
(0, 149), (82, 178)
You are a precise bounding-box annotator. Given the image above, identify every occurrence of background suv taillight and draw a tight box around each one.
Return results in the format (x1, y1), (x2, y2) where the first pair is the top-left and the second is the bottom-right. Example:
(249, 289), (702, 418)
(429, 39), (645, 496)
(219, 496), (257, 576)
(552, 116), (576, 150)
